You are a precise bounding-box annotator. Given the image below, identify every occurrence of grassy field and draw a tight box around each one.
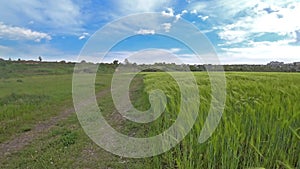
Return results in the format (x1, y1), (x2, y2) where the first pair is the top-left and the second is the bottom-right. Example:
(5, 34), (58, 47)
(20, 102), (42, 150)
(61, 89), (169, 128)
(141, 72), (300, 169)
(0, 65), (146, 168)
(0, 75), (73, 143)
(0, 64), (299, 168)
(0, 73), (145, 168)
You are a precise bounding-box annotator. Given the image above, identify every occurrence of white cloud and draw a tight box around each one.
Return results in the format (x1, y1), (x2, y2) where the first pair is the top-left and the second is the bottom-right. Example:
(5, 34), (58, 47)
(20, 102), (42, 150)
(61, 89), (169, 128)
(216, 1), (300, 45)
(162, 8), (174, 17)
(188, 0), (260, 19)
(78, 36), (85, 40)
(0, 0), (83, 34)
(0, 43), (75, 61)
(250, 4), (300, 34)
(80, 50), (189, 64)
(218, 30), (248, 45)
(169, 48), (181, 53)
(162, 23), (172, 32)
(136, 29), (156, 35)
(189, 0), (300, 63)
(100, 51), (136, 63)
(175, 10), (189, 21)
(190, 9), (198, 14)
(82, 49), (218, 65)
(175, 14), (181, 21)
(220, 40), (300, 64)
(117, 0), (172, 13)
(198, 15), (209, 21)
(0, 22), (51, 42)
(78, 32), (90, 40)
(123, 49), (187, 64)
(181, 10), (188, 14)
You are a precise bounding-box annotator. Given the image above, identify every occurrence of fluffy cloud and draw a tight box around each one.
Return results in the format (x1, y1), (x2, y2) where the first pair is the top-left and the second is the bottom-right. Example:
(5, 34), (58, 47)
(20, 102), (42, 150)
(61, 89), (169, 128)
(218, 30), (248, 45)
(101, 48), (185, 64)
(175, 10), (188, 21)
(250, 4), (300, 34)
(116, 0), (172, 13)
(119, 49), (187, 64)
(162, 8), (174, 17)
(188, 0), (260, 19)
(78, 32), (90, 40)
(169, 48), (181, 53)
(0, 0), (83, 34)
(181, 10), (188, 14)
(136, 29), (156, 35)
(0, 43), (75, 61)
(0, 22), (51, 42)
(78, 36), (85, 40)
(162, 23), (172, 32)
(190, 9), (198, 14)
(198, 15), (209, 21)
(216, 1), (300, 46)
(220, 40), (300, 64)
(191, 0), (300, 63)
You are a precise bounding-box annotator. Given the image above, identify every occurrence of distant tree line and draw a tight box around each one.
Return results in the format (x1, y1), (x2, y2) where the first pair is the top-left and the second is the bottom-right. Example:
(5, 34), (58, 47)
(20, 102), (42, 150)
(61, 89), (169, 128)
(114, 60), (300, 72)
(1, 58), (299, 73)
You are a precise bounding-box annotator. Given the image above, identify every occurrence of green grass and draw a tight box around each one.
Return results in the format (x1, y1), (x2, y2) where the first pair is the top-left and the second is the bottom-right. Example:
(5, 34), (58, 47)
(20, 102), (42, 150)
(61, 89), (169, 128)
(0, 72), (113, 143)
(0, 72), (146, 168)
(0, 68), (299, 168)
(140, 72), (300, 169)
(1, 114), (145, 169)
(0, 61), (75, 79)
(0, 75), (73, 143)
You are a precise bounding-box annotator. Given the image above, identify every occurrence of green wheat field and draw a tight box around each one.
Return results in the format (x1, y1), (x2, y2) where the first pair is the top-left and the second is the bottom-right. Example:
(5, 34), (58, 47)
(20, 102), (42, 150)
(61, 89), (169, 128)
(0, 63), (299, 168)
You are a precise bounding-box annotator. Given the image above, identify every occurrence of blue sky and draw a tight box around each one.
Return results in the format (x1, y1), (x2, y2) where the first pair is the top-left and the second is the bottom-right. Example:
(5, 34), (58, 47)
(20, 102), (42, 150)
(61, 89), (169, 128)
(0, 0), (299, 64)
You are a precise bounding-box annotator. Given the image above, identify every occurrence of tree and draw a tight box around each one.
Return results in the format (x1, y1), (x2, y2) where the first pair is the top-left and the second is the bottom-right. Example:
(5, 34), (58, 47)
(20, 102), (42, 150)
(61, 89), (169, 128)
(124, 58), (130, 65)
(113, 60), (119, 65)
(38, 56), (42, 62)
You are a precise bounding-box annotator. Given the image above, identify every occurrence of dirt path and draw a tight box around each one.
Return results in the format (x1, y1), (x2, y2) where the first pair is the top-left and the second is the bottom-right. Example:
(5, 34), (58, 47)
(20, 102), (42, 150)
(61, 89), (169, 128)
(0, 88), (110, 159)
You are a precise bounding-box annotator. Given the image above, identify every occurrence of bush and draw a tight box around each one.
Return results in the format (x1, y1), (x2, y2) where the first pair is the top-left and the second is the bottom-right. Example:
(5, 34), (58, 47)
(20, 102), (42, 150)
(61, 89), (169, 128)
(60, 131), (77, 147)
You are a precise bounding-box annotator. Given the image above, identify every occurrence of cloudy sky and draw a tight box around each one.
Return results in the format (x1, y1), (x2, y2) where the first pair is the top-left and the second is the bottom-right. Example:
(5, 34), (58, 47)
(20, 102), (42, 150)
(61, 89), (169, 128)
(0, 0), (299, 64)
